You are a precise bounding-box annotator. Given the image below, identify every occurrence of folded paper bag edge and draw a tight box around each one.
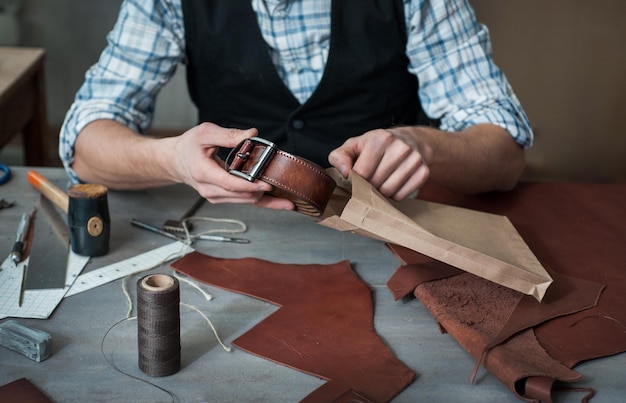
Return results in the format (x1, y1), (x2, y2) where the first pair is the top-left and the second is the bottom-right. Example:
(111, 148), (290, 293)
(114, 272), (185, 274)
(342, 202), (553, 301)
(318, 171), (553, 301)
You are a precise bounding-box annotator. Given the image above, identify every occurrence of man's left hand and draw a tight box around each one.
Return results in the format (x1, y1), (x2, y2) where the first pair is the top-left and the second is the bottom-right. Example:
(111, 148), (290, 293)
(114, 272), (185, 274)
(328, 128), (430, 200)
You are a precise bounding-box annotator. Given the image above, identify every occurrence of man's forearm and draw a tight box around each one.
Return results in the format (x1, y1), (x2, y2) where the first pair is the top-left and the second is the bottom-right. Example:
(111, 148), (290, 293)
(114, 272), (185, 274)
(69, 121), (295, 210)
(72, 120), (178, 189)
(390, 124), (526, 194)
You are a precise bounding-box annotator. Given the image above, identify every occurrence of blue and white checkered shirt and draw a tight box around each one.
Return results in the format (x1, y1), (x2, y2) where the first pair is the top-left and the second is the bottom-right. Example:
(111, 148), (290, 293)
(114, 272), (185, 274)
(60, 0), (533, 182)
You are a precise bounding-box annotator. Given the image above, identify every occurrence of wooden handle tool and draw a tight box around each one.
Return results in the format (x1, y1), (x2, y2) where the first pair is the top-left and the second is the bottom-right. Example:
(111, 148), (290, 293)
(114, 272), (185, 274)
(27, 170), (111, 257)
(27, 170), (69, 213)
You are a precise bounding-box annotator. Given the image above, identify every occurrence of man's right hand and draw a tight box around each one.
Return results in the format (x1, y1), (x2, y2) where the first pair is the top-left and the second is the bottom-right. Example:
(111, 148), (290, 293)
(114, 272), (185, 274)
(167, 123), (294, 209)
(73, 120), (294, 211)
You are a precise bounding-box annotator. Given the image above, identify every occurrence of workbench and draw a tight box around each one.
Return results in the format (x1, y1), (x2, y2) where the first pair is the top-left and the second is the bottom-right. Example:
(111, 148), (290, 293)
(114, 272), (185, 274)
(0, 167), (624, 402)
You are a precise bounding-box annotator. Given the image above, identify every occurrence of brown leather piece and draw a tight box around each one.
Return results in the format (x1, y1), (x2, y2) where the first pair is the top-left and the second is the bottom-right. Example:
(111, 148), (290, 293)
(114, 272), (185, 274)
(226, 138), (336, 216)
(0, 378), (53, 403)
(384, 247), (604, 388)
(413, 272), (583, 396)
(523, 377), (555, 403)
(485, 271), (604, 353)
(402, 182), (626, 401)
(171, 252), (415, 402)
(385, 244), (463, 301)
(300, 381), (374, 403)
(524, 376), (596, 403)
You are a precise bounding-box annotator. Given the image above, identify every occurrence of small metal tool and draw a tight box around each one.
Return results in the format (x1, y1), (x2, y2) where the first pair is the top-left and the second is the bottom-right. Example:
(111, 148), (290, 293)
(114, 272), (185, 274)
(132, 218), (249, 244)
(10, 208), (37, 265)
(132, 218), (182, 242)
(162, 196), (205, 233)
(10, 208), (37, 306)
(196, 234), (250, 244)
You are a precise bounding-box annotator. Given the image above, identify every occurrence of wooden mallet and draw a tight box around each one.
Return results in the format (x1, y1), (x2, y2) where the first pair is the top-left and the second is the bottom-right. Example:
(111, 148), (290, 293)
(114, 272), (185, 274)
(27, 170), (110, 257)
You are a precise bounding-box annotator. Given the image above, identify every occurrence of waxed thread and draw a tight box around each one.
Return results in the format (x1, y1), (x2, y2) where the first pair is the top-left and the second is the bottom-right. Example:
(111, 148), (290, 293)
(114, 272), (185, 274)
(172, 272), (213, 301)
(121, 214), (246, 317)
(103, 274), (230, 403)
(137, 274), (181, 377)
(180, 302), (232, 353)
(121, 263), (232, 355)
(122, 215), (243, 351)
(102, 215), (241, 393)
(100, 316), (177, 403)
(120, 242), (193, 319)
(179, 215), (247, 242)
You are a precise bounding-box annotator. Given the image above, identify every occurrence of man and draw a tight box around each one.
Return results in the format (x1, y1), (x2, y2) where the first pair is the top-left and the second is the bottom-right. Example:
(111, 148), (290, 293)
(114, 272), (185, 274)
(60, 0), (532, 212)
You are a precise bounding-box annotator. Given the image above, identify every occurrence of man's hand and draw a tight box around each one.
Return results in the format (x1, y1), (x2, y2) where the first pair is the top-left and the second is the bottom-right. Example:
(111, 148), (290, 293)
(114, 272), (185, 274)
(328, 124), (525, 196)
(167, 123), (294, 209)
(73, 120), (294, 210)
(328, 128), (430, 200)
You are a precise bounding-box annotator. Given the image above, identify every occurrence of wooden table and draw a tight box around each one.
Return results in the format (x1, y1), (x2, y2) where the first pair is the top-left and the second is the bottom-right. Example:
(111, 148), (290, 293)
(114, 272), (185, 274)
(0, 167), (624, 402)
(0, 47), (48, 166)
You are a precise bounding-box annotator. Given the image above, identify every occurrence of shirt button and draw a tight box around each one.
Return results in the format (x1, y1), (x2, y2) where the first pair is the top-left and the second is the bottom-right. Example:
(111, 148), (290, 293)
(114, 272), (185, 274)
(291, 119), (305, 130)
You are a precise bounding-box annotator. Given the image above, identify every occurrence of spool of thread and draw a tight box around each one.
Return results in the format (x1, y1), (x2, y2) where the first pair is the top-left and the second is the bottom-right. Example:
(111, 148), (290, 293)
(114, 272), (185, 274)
(137, 274), (181, 377)
(67, 183), (110, 256)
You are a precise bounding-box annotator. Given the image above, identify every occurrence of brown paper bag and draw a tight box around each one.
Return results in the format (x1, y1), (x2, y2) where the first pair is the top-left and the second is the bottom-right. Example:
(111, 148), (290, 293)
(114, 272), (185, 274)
(318, 170), (553, 301)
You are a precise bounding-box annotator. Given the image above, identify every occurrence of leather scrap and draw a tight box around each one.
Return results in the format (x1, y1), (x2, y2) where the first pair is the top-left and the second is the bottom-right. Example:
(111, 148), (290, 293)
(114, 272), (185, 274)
(385, 244), (463, 300)
(171, 252), (415, 402)
(483, 271), (604, 354)
(470, 270), (603, 384)
(412, 271), (584, 398)
(0, 378), (53, 403)
(396, 182), (626, 402)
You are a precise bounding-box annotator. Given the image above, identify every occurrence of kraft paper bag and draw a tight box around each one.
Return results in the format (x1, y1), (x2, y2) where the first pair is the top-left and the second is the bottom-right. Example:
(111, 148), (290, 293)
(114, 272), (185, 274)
(318, 169), (553, 301)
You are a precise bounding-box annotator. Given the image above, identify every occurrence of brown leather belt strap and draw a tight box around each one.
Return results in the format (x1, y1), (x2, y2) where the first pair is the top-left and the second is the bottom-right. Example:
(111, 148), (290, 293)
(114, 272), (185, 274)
(225, 137), (337, 217)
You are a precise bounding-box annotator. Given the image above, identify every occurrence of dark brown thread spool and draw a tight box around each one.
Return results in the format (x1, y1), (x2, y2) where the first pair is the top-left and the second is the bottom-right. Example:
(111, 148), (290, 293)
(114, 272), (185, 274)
(137, 274), (181, 377)
(67, 183), (110, 256)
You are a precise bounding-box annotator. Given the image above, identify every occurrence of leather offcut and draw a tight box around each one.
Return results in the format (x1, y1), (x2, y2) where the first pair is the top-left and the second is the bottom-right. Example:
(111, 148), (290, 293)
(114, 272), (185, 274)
(171, 252), (415, 402)
(0, 378), (53, 403)
(388, 182), (626, 402)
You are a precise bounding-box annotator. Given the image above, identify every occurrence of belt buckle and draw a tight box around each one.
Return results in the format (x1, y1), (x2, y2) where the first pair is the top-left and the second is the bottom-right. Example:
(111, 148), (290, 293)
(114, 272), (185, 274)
(227, 137), (277, 182)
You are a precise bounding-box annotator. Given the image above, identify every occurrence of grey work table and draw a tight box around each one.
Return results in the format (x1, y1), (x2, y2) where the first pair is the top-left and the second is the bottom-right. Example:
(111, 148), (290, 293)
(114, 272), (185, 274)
(0, 167), (624, 402)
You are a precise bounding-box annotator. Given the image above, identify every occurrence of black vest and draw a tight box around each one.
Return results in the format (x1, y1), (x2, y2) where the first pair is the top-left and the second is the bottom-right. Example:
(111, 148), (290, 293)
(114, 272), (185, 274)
(182, 0), (424, 167)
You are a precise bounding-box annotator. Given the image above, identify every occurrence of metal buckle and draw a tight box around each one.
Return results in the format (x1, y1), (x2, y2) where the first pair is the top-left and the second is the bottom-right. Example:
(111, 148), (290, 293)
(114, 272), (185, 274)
(227, 137), (277, 182)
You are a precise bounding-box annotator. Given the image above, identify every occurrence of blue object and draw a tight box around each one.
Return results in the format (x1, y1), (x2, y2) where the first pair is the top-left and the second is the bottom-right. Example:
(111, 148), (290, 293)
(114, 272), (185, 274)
(0, 164), (11, 185)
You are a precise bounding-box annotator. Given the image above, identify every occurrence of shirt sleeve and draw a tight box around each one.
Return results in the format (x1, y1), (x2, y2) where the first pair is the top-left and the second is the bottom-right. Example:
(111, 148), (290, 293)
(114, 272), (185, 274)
(59, 0), (185, 182)
(405, 0), (533, 148)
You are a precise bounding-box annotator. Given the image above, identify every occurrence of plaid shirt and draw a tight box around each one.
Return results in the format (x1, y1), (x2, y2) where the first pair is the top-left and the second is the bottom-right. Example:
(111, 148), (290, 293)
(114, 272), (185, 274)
(60, 0), (533, 182)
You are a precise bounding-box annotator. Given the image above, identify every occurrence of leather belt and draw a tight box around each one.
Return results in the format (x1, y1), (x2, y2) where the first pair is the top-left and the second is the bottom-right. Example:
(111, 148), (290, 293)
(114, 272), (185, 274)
(225, 137), (336, 217)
